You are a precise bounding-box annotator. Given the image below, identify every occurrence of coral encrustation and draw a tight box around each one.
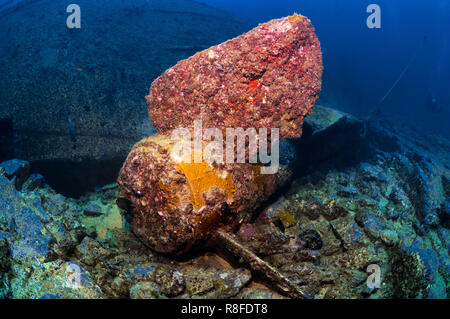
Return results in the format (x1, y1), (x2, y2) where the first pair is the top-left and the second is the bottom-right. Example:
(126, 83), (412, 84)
(147, 14), (322, 140)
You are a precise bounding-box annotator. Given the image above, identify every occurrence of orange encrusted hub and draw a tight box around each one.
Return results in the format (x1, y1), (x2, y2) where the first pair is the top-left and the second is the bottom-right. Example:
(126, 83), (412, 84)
(117, 134), (291, 255)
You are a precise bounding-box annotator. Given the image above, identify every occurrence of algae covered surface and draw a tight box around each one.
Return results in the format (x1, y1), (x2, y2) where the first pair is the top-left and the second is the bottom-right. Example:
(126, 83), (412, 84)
(1, 106), (448, 299)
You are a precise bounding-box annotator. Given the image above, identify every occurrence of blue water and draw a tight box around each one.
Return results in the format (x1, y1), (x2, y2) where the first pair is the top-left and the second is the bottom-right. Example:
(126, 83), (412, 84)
(198, 0), (450, 139)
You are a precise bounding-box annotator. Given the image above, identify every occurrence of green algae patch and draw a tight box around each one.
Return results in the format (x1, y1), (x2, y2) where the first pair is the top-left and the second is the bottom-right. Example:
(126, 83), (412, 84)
(275, 209), (297, 228)
(80, 202), (123, 242)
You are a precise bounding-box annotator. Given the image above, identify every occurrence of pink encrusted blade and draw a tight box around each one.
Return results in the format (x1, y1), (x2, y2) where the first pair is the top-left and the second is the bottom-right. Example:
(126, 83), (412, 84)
(147, 14), (322, 140)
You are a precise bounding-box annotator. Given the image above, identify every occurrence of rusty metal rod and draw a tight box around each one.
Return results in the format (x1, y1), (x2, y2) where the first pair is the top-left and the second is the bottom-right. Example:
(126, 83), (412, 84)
(213, 228), (308, 299)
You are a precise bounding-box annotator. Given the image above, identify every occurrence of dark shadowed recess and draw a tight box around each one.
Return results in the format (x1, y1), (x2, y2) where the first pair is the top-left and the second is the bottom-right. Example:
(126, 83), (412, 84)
(0, 117), (14, 162)
(30, 157), (125, 198)
(292, 118), (399, 180)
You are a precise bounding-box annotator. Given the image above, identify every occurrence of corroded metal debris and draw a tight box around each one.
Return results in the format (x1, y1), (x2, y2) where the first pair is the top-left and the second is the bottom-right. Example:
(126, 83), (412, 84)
(118, 134), (291, 255)
(213, 229), (308, 299)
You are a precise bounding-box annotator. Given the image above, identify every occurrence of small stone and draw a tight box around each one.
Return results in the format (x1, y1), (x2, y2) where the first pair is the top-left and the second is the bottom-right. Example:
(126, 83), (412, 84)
(379, 230), (399, 246)
(154, 268), (185, 297)
(297, 229), (323, 250)
(237, 224), (255, 242)
(330, 216), (367, 250)
(424, 212), (440, 228)
(9, 206), (54, 260)
(19, 261), (105, 299)
(129, 282), (164, 299)
(386, 209), (399, 221)
(301, 199), (321, 220)
(212, 268), (251, 299)
(355, 211), (384, 235)
(0, 231), (13, 242)
(322, 202), (348, 221)
(337, 185), (358, 198)
(76, 237), (109, 266)
(347, 270), (368, 287)
(130, 264), (157, 281)
(0, 237), (11, 273)
(183, 267), (216, 296)
(111, 276), (131, 297)
(239, 287), (284, 299)
(22, 173), (45, 191)
(83, 203), (103, 217)
(0, 159), (30, 190)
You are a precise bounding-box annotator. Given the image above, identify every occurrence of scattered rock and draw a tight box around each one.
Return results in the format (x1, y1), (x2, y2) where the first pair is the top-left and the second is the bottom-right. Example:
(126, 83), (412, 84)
(330, 216), (367, 250)
(355, 211), (384, 239)
(237, 222), (288, 255)
(238, 287), (285, 299)
(379, 230), (399, 247)
(0, 176), (24, 229)
(304, 222), (342, 256)
(321, 203), (348, 221)
(130, 282), (164, 299)
(424, 212), (440, 228)
(8, 206), (54, 260)
(154, 268), (185, 297)
(297, 230), (323, 250)
(22, 173), (45, 191)
(212, 269), (252, 299)
(11, 261), (104, 299)
(110, 276), (131, 298)
(0, 159), (30, 190)
(359, 162), (387, 183)
(75, 237), (110, 266)
(337, 185), (358, 198)
(0, 102), (449, 299)
(0, 237), (11, 273)
(83, 203), (103, 217)
(385, 209), (399, 221)
(130, 264), (158, 282)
